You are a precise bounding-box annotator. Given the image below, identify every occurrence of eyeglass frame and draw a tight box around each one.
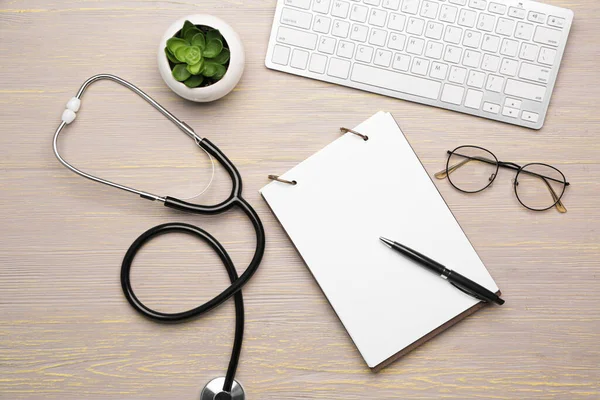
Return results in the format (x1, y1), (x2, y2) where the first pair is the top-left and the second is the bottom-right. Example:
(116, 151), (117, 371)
(435, 145), (570, 212)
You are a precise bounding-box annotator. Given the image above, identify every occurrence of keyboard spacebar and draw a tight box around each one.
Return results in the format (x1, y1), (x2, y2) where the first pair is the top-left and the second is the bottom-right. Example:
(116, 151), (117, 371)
(350, 63), (441, 100)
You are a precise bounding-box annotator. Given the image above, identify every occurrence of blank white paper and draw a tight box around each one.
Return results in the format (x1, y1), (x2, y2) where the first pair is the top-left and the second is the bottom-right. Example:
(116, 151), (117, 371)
(260, 111), (498, 368)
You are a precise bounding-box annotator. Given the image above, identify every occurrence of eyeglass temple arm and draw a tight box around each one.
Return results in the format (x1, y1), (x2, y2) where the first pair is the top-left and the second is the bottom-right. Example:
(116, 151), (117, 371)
(536, 175), (568, 213)
(434, 157), (472, 179)
(435, 151), (570, 186)
(434, 152), (497, 179)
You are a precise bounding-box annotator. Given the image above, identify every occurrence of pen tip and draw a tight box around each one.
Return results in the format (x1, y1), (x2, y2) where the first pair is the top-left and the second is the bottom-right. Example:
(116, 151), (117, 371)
(379, 237), (393, 248)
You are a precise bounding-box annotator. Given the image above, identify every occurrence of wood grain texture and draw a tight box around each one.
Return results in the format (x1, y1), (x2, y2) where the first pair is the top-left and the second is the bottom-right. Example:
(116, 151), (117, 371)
(0, 0), (598, 398)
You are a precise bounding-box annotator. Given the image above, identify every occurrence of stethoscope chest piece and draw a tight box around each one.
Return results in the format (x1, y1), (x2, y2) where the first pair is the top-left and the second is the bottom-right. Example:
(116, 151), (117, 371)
(201, 377), (245, 400)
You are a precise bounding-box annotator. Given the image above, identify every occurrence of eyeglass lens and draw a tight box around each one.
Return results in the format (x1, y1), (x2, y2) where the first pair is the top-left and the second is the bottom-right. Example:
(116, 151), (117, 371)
(515, 163), (566, 211)
(446, 146), (498, 193)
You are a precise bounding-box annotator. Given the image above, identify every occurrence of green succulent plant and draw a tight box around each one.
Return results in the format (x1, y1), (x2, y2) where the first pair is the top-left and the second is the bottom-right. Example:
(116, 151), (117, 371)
(165, 20), (230, 88)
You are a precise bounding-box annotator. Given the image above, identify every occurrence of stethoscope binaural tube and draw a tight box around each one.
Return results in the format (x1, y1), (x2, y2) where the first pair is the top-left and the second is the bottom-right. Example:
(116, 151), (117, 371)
(53, 74), (265, 399)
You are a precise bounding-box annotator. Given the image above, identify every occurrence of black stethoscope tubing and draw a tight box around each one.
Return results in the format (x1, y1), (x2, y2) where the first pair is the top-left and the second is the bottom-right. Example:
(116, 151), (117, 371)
(121, 138), (265, 393)
(53, 75), (265, 395)
(121, 139), (265, 393)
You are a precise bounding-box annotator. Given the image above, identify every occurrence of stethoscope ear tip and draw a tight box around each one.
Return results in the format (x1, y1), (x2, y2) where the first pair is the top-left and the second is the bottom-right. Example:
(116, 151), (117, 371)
(201, 377), (245, 400)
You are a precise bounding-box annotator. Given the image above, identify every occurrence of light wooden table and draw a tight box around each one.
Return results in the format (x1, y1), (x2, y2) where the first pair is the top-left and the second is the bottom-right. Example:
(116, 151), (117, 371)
(1, 1), (599, 399)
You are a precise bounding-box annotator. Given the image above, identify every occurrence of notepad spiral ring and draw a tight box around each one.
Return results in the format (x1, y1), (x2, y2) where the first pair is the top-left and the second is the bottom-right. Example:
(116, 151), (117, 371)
(340, 127), (369, 141)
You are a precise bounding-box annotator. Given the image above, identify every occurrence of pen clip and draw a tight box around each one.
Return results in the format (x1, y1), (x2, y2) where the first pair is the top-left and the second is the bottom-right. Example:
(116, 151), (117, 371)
(450, 281), (488, 303)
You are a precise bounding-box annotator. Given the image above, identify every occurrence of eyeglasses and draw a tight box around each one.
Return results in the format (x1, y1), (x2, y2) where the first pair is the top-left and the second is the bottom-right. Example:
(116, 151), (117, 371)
(435, 145), (570, 213)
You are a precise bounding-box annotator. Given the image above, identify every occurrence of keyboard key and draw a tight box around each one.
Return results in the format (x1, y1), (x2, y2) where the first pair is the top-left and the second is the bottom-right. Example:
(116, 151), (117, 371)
(364, 0), (381, 5)
(449, 65), (467, 84)
(485, 74), (504, 92)
(356, 44), (374, 62)
(528, 11), (546, 24)
(467, 70), (485, 88)
(502, 106), (519, 118)
(374, 49), (393, 67)
(401, 0), (420, 15)
(500, 38), (519, 57)
(449, 0), (467, 5)
(508, 7), (526, 19)
(521, 110), (539, 123)
(458, 9), (476, 27)
(505, 78), (546, 102)
(309, 53), (328, 73)
(430, 61), (448, 79)
(425, 21), (444, 40)
(327, 57), (351, 78)
(407, 37), (425, 54)
(443, 45), (462, 63)
(331, 1), (350, 18)
(444, 26), (463, 44)
(548, 16), (566, 29)
(388, 33), (407, 51)
(393, 53), (411, 71)
(441, 83), (465, 105)
(369, 9), (388, 27)
(519, 62), (551, 84)
(272, 44), (291, 65)
(440, 5), (458, 23)
(519, 42), (538, 61)
(504, 98), (522, 108)
(369, 28), (388, 46)
(463, 30), (481, 48)
(388, 13), (407, 31)
(282, 7), (313, 29)
(313, 0), (331, 14)
(533, 26), (561, 47)
(469, 0), (486, 11)
(499, 58), (518, 75)
(477, 13), (495, 32)
(411, 57), (430, 75)
(481, 34), (500, 52)
(337, 40), (355, 58)
(483, 102), (500, 113)
(481, 53), (500, 71)
(515, 21), (534, 40)
(464, 89), (483, 109)
(488, 2), (506, 15)
(291, 48), (310, 68)
(313, 16), (332, 33)
(538, 47), (557, 66)
(407, 17), (426, 35)
(495, 17), (515, 36)
(351, 63), (442, 100)
(284, 0), (311, 9)
(462, 49), (481, 67)
(420, 1), (439, 19)
(350, 4), (368, 22)
(382, 0), (401, 10)
(350, 24), (369, 41)
(318, 36), (337, 53)
(332, 19), (350, 37)
(425, 41), (443, 59)
(277, 26), (318, 49)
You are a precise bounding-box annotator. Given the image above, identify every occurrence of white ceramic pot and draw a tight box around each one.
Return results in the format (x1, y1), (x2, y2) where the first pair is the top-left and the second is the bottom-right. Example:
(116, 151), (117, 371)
(157, 14), (245, 102)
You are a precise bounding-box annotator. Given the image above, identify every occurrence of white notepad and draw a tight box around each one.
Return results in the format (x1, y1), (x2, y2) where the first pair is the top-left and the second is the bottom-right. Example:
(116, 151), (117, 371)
(260, 112), (499, 370)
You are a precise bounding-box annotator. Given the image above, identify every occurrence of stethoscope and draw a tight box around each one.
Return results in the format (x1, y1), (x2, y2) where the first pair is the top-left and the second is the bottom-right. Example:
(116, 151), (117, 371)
(52, 74), (264, 400)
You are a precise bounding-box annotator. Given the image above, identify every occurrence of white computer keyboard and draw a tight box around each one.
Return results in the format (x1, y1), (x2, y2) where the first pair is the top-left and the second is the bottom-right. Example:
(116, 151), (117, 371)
(265, 0), (573, 129)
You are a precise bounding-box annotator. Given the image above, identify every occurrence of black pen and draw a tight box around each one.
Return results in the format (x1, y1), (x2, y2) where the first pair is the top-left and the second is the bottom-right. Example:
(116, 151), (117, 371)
(379, 237), (504, 305)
